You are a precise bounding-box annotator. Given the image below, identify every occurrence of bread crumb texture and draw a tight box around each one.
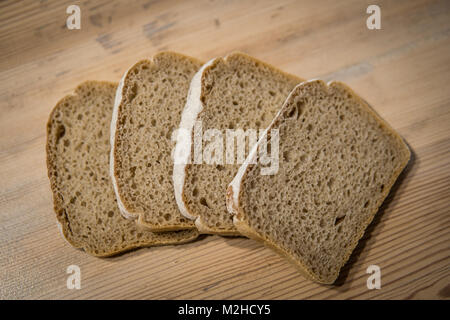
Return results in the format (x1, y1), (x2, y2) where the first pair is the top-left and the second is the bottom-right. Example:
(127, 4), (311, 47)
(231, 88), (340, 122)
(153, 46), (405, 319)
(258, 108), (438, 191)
(183, 53), (302, 234)
(234, 80), (410, 283)
(113, 52), (202, 230)
(46, 81), (198, 257)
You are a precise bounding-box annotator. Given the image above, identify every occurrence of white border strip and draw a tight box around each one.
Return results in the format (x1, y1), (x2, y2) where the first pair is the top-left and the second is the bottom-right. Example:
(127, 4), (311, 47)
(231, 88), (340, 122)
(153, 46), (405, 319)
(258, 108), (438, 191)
(109, 66), (138, 220)
(172, 58), (217, 220)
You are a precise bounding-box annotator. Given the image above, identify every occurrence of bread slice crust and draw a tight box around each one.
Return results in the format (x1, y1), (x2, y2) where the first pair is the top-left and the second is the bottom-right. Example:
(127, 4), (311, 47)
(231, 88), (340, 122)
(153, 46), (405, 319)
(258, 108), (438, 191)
(174, 52), (304, 235)
(110, 52), (203, 231)
(227, 80), (411, 283)
(47, 81), (198, 257)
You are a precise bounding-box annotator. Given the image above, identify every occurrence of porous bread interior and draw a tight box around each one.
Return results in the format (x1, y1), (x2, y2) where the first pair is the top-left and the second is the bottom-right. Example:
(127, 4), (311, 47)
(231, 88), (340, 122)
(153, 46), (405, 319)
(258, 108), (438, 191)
(183, 53), (302, 234)
(233, 80), (410, 283)
(46, 81), (198, 257)
(113, 52), (202, 231)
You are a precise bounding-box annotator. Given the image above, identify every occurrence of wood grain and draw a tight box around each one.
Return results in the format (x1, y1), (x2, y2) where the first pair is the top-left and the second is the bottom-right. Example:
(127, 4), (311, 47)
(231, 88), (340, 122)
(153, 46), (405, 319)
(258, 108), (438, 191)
(0, 0), (449, 299)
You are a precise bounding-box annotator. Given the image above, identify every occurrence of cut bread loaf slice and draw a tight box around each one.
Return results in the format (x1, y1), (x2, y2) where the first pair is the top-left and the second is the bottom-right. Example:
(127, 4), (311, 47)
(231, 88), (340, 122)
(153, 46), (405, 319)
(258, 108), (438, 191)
(174, 53), (303, 235)
(227, 80), (410, 283)
(111, 52), (203, 231)
(46, 81), (198, 257)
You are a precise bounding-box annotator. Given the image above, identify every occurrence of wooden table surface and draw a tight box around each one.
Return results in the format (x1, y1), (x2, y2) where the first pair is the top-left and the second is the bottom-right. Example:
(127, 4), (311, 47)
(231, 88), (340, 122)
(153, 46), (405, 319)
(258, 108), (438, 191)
(1, 0), (449, 300)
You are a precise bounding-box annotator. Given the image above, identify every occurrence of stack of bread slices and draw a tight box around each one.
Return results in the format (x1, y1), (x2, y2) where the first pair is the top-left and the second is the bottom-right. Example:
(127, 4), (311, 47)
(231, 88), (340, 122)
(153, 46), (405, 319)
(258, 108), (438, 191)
(46, 52), (410, 284)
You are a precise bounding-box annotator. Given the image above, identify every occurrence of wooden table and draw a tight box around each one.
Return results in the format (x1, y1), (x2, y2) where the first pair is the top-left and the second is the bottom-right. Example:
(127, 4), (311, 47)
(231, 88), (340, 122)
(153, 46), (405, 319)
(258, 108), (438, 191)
(1, 0), (449, 300)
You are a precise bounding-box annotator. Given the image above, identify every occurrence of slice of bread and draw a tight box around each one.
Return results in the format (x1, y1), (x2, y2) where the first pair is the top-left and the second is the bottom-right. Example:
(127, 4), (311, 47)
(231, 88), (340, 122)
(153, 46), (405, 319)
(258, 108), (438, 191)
(110, 52), (203, 231)
(46, 81), (198, 257)
(227, 80), (410, 283)
(174, 53), (303, 235)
